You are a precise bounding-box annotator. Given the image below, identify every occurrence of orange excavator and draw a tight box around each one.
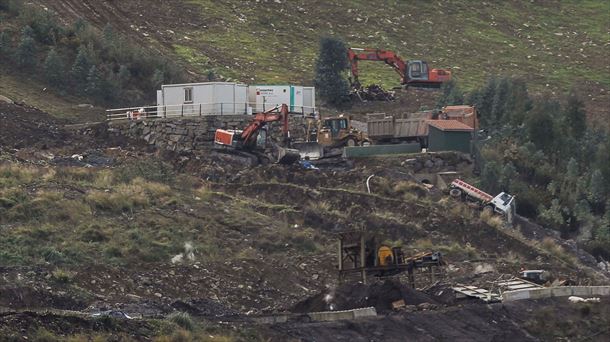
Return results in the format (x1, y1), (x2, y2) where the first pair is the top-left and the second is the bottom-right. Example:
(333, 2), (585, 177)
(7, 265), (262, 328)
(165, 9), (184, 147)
(347, 48), (452, 89)
(214, 104), (300, 164)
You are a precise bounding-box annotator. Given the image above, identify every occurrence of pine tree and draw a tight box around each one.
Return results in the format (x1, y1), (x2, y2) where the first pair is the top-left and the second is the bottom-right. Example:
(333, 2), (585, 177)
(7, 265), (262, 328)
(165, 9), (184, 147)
(481, 160), (502, 194)
(102, 23), (115, 44)
(588, 169), (605, 207)
(436, 80), (463, 108)
(314, 37), (350, 107)
(117, 65), (131, 88)
(15, 26), (36, 69)
(506, 78), (532, 126)
(491, 77), (509, 125)
(71, 45), (91, 89)
(44, 48), (64, 87)
(563, 89), (586, 139)
(525, 100), (558, 152)
(0, 30), (11, 57)
(500, 162), (517, 191)
(151, 69), (164, 89)
(85, 65), (101, 99)
(478, 77), (497, 128)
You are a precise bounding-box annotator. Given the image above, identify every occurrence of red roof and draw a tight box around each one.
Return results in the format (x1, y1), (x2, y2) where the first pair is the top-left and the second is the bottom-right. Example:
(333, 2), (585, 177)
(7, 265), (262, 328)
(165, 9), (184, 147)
(427, 120), (474, 132)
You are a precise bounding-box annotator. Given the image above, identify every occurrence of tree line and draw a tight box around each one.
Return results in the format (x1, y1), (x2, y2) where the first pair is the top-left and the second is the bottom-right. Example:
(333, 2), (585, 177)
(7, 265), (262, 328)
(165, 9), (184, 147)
(440, 77), (609, 260)
(0, 1), (184, 106)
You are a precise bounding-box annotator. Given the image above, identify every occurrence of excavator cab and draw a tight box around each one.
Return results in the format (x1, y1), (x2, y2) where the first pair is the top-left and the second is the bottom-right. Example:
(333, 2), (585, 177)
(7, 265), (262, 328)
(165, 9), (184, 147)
(407, 60), (429, 81)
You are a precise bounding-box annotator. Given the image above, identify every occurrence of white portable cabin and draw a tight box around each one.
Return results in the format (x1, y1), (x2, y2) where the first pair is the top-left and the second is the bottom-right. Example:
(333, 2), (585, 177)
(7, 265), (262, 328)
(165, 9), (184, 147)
(156, 82), (249, 117)
(248, 85), (315, 115)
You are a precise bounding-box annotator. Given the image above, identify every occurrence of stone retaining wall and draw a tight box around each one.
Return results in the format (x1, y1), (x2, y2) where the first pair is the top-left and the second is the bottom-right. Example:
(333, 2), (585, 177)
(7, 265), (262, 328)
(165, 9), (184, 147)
(502, 286), (610, 302)
(107, 115), (307, 152)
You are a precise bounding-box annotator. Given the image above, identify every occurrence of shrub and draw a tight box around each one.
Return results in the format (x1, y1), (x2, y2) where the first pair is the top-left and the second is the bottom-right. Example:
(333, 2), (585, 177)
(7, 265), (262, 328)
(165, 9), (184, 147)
(32, 328), (60, 342)
(540, 237), (577, 265)
(167, 312), (196, 332)
(51, 268), (75, 283)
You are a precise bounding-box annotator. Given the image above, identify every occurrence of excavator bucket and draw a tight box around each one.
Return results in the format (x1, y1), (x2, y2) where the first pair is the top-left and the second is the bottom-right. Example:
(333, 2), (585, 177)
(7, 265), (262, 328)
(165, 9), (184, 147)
(292, 142), (325, 160)
(276, 147), (301, 164)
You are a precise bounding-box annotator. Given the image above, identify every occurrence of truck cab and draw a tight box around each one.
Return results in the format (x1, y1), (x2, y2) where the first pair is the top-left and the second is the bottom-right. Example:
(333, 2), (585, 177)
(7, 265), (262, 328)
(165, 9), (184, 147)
(490, 192), (516, 216)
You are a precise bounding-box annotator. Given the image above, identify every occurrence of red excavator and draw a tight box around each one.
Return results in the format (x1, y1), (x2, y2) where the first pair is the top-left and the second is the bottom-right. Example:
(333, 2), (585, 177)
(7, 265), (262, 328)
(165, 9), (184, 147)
(347, 48), (452, 89)
(214, 104), (301, 164)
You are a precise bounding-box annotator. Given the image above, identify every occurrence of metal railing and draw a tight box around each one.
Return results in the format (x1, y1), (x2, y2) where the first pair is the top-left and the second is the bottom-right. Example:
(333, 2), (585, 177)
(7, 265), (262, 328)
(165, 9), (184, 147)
(106, 102), (317, 121)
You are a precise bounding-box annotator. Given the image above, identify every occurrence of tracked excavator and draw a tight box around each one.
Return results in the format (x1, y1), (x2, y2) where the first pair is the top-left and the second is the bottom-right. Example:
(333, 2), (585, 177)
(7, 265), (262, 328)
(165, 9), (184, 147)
(214, 104), (300, 164)
(347, 48), (452, 89)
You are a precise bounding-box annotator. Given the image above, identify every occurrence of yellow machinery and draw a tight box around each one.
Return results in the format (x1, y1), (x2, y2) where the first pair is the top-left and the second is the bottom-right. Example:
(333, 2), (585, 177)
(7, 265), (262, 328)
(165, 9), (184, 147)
(377, 245), (394, 266)
(294, 114), (370, 160)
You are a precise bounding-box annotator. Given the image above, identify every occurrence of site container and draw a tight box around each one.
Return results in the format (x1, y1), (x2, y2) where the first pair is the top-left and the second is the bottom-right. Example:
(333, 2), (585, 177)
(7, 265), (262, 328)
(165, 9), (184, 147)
(249, 85), (315, 115)
(156, 82), (249, 117)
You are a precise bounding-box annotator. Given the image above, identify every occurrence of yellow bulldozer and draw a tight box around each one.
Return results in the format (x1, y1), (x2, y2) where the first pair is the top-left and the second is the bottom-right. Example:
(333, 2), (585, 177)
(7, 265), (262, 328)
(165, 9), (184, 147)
(294, 114), (370, 159)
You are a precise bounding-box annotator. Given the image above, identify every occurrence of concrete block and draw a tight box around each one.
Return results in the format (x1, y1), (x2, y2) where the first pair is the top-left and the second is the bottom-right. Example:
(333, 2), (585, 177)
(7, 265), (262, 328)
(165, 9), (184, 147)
(527, 289), (547, 299)
(550, 287), (572, 297)
(503, 290), (531, 301)
(344, 144), (421, 158)
(352, 307), (377, 318)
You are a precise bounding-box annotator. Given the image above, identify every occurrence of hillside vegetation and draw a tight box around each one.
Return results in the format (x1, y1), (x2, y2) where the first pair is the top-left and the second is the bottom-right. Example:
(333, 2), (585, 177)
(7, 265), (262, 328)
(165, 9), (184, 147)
(0, 0), (608, 124)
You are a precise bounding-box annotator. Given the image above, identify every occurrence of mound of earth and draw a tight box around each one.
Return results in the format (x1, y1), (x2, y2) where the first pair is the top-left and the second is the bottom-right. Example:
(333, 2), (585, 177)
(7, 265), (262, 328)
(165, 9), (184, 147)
(0, 102), (68, 149)
(291, 279), (439, 314)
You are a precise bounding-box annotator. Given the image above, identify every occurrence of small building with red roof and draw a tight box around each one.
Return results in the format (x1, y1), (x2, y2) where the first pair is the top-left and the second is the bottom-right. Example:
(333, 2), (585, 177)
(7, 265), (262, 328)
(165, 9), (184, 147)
(427, 120), (474, 154)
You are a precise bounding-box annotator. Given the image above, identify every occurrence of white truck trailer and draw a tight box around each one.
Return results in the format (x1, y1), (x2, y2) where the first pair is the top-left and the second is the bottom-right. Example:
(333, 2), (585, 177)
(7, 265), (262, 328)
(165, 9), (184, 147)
(449, 179), (516, 217)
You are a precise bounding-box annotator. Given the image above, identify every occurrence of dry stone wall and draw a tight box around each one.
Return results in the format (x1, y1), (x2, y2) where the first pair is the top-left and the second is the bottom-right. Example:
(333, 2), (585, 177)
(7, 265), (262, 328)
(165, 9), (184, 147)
(107, 115), (307, 152)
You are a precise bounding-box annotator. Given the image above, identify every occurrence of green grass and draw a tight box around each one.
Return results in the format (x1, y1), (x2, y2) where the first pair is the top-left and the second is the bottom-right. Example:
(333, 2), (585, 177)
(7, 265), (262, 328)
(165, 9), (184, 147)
(179, 0), (609, 92)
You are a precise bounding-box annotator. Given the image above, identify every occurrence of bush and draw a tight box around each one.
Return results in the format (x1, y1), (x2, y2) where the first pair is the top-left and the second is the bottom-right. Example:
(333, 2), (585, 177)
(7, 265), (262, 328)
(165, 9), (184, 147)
(167, 312), (196, 332)
(540, 238), (577, 265)
(51, 268), (75, 283)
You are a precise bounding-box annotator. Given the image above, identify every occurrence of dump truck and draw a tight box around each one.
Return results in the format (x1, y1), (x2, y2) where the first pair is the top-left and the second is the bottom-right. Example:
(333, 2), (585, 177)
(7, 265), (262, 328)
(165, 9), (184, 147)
(449, 179), (516, 217)
(440, 105), (478, 130)
(366, 111), (432, 147)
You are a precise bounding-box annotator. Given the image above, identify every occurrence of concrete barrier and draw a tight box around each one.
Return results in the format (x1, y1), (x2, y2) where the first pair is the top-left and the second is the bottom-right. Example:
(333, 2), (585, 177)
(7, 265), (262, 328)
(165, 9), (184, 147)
(308, 307), (377, 321)
(343, 144), (421, 158)
(503, 286), (610, 302)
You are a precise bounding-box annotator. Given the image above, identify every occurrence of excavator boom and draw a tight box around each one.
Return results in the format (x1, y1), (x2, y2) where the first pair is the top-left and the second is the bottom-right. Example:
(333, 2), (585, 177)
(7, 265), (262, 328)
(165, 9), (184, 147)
(347, 47), (451, 89)
(214, 104), (300, 164)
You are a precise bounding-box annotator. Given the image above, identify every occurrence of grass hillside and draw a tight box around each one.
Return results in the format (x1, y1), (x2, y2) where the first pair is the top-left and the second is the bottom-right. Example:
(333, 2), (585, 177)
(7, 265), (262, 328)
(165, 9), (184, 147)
(180, 0), (609, 91)
(0, 0), (607, 123)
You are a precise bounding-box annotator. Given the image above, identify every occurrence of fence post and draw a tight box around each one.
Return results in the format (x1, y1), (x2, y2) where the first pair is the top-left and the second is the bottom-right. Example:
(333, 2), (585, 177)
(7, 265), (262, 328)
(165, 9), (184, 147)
(199, 103), (202, 116)
(163, 106), (166, 118)
(181, 104), (184, 117)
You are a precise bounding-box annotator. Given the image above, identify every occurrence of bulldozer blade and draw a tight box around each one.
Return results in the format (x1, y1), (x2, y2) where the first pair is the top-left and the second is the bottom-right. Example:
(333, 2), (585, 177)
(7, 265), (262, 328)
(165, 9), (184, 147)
(276, 147), (301, 164)
(292, 142), (324, 160)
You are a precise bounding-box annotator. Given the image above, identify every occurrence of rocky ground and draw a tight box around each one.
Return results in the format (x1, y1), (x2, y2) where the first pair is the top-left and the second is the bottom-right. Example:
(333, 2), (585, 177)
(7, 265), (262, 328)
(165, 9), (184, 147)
(0, 102), (609, 340)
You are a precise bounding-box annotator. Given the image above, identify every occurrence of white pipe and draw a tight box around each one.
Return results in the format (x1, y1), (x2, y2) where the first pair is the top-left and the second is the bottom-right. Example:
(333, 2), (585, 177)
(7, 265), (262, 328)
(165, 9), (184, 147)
(366, 174), (375, 194)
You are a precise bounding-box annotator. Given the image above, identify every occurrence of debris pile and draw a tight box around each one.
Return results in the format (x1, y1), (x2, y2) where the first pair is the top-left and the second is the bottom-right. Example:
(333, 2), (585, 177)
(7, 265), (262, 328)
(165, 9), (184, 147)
(291, 280), (439, 314)
(354, 84), (396, 102)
